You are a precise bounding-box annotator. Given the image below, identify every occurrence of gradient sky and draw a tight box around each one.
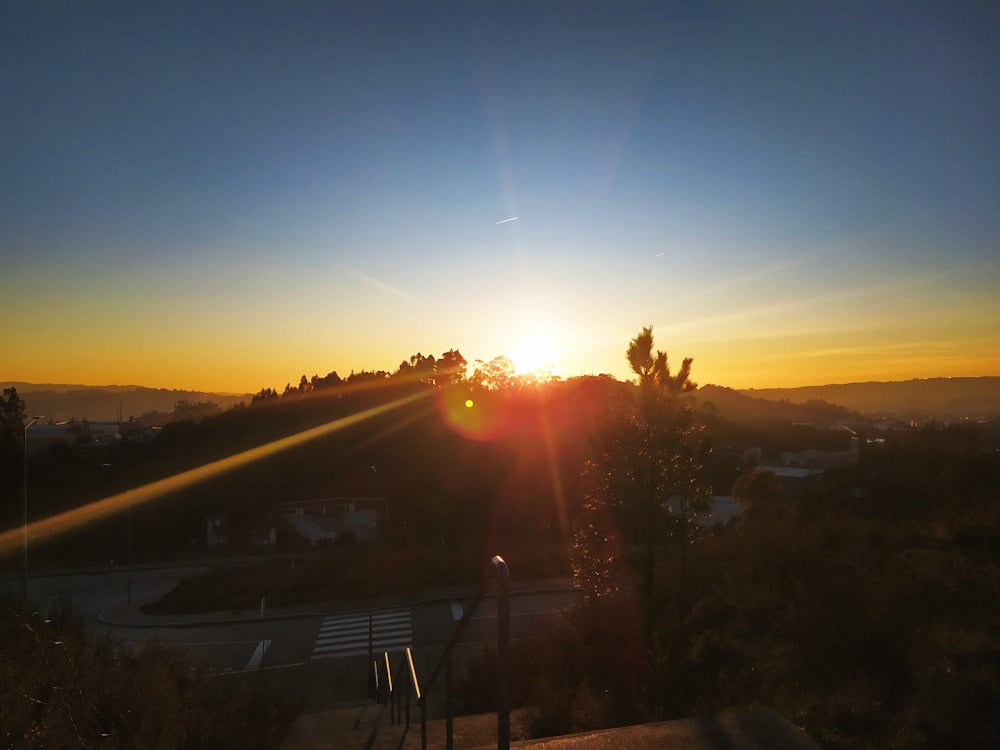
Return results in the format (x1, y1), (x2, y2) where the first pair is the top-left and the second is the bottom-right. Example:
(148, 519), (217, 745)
(3, 1), (998, 393)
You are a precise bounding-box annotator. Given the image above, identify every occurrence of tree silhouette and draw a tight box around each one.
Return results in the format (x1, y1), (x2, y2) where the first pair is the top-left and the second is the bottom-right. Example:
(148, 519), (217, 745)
(1, 387), (27, 446)
(251, 387), (279, 405)
(434, 349), (468, 386)
(311, 371), (343, 391)
(394, 352), (437, 384)
(574, 327), (709, 633)
(628, 326), (709, 623)
(0, 388), (28, 510)
(472, 356), (517, 391)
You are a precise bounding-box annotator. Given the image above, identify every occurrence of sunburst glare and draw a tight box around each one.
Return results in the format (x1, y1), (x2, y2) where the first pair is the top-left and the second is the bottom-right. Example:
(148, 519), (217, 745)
(510, 332), (559, 376)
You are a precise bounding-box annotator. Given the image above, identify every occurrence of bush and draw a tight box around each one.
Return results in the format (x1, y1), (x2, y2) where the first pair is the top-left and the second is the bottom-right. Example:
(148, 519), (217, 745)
(459, 592), (651, 737)
(0, 597), (296, 749)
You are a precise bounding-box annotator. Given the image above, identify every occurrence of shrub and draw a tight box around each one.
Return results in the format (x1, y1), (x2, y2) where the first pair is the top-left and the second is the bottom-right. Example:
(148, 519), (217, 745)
(1, 597), (296, 749)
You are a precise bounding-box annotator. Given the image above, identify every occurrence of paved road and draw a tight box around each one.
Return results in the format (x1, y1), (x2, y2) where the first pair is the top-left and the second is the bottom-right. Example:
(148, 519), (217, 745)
(4, 564), (580, 712)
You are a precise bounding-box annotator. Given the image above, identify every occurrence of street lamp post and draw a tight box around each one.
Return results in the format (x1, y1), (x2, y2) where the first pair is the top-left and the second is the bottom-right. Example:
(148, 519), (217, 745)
(370, 465), (379, 497)
(22, 416), (43, 600)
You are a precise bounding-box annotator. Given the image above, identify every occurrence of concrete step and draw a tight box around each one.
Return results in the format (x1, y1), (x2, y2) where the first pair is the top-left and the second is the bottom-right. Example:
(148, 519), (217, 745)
(281, 706), (531, 750)
(372, 708), (531, 750)
(280, 703), (386, 750)
(282, 706), (821, 750)
(474, 709), (822, 750)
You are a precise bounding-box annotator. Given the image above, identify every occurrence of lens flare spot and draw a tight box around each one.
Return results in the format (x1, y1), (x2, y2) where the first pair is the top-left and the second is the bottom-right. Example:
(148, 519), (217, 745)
(436, 388), (514, 441)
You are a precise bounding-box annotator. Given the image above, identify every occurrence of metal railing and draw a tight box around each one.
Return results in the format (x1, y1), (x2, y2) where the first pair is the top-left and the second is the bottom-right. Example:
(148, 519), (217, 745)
(367, 647), (422, 747)
(369, 554), (510, 750)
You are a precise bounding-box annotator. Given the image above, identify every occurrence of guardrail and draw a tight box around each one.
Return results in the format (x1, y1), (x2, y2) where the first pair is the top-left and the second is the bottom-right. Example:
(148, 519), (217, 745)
(370, 554), (511, 750)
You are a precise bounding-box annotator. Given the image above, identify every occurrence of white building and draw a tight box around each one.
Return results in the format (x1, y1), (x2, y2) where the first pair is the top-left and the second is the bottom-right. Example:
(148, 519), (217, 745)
(280, 497), (386, 544)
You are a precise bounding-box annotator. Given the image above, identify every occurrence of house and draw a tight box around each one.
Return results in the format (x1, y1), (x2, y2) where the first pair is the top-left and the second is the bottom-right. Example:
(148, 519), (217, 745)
(26, 420), (121, 454)
(664, 496), (740, 526)
(206, 513), (229, 547)
(280, 497), (387, 544)
(758, 465), (824, 497)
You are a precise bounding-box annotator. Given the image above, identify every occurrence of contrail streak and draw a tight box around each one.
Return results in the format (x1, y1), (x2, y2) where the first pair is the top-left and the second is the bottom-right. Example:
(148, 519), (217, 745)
(494, 216), (519, 225)
(353, 270), (420, 304)
(0, 391), (430, 556)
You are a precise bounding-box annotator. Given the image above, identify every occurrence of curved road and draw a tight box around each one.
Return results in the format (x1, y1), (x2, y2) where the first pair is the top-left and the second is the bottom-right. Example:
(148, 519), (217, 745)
(5, 564), (580, 712)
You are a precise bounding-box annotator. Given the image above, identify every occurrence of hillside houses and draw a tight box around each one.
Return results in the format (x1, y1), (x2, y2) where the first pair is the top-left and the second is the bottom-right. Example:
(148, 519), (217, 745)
(280, 497), (388, 545)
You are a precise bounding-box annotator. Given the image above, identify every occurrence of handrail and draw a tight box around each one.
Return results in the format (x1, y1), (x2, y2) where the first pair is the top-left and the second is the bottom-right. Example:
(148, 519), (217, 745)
(407, 647), (422, 701)
(367, 647), (417, 750)
(420, 554), (510, 750)
(383, 651), (393, 697)
(395, 647), (416, 728)
(367, 554), (510, 750)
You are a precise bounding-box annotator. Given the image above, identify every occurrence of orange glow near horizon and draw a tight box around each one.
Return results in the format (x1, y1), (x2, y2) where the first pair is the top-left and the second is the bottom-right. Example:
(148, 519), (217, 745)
(6, 275), (999, 394)
(7, 334), (1000, 395)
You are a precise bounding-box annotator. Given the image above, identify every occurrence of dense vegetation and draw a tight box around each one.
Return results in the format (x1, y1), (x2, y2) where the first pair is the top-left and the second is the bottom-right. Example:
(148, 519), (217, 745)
(461, 421), (1000, 749)
(1, 596), (296, 749)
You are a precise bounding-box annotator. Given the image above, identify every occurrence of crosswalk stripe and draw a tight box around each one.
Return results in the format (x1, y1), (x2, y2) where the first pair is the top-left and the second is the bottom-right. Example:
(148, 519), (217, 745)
(318, 612), (410, 629)
(310, 607), (413, 662)
(313, 634), (413, 655)
(318, 617), (410, 636)
(317, 625), (412, 644)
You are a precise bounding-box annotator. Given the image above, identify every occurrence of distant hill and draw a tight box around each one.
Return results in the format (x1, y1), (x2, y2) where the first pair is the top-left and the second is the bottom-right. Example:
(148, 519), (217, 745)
(8, 376), (999, 424)
(1, 382), (250, 422)
(696, 384), (857, 426)
(741, 377), (1000, 420)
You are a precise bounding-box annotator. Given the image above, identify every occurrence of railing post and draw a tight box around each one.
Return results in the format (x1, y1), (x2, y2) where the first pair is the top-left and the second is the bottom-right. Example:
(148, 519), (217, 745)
(405, 660), (411, 730)
(367, 584), (374, 698)
(404, 554), (511, 750)
(384, 652), (392, 712)
(391, 661), (397, 725)
(445, 657), (453, 750)
(493, 555), (510, 750)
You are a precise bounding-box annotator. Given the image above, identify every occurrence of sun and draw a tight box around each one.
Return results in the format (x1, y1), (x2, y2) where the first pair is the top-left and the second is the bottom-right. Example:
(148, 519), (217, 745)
(509, 332), (559, 375)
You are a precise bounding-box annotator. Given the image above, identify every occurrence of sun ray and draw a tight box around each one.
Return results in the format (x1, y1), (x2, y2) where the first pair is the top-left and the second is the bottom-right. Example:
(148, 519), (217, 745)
(0, 391), (430, 556)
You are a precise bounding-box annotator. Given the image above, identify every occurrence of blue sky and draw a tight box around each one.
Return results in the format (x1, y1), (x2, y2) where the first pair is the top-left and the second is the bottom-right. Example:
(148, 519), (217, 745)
(3, 1), (998, 392)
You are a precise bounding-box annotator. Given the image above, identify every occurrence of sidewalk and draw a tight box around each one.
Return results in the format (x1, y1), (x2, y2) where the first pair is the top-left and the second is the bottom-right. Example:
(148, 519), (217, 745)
(97, 578), (579, 628)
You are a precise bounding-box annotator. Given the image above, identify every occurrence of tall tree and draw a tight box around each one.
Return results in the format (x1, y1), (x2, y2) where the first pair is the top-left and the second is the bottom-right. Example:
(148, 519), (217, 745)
(394, 352), (437, 384)
(1, 387), (27, 446)
(434, 349), (468, 386)
(629, 326), (708, 623)
(574, 327), (709, 632)
(471, 356), (517, 391)
(312, 371), (343, 390)
(0, 388), (28, 508)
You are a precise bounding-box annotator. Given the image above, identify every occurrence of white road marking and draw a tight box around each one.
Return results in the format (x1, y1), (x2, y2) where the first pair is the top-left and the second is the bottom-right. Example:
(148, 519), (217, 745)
(310, 607), (412, 662)
(244, 639), (271, 670)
